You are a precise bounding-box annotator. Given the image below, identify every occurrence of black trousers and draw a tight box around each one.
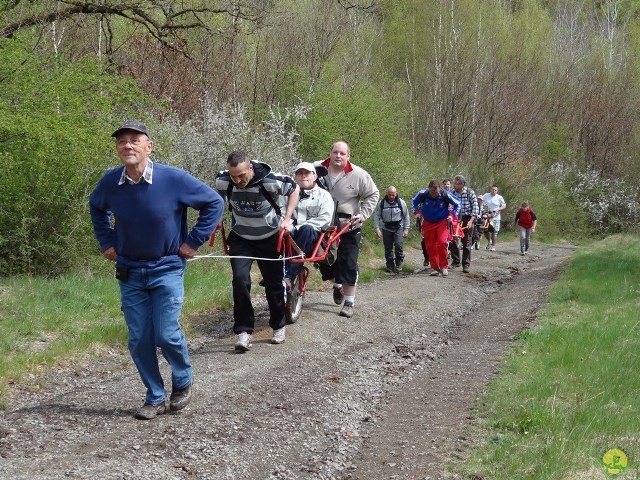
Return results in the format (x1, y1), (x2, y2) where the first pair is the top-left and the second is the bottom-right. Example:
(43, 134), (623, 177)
(228, 231), (286, 334)
(382, 227), (404, 268)
(417, 217), (429, 263)
(318, 228), (361, 285)
(449, 215), (473, 268)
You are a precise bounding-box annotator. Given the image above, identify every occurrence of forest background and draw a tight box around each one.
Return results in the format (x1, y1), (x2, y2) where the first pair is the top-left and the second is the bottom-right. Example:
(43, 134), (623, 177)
(2, 0), (640, 277)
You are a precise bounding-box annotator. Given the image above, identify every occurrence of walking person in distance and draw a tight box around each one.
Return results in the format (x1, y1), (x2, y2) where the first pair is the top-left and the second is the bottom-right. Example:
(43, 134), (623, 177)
(374, 186), (410, 274)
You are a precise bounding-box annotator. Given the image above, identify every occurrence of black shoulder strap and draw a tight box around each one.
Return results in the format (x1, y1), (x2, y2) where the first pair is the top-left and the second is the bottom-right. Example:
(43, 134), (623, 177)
(258, 182), (282, 217)
(381, 196), (406, 218)
(226, 181), (234, 212)
(226, 179), (282, 217)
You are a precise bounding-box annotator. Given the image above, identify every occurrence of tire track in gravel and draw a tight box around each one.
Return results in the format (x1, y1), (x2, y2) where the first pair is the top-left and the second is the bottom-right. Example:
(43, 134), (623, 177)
(348, 242), (575, 480)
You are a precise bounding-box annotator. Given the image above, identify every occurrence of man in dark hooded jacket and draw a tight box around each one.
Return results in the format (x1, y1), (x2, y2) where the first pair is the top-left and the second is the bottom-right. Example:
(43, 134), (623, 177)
(215, 151), (300, 352)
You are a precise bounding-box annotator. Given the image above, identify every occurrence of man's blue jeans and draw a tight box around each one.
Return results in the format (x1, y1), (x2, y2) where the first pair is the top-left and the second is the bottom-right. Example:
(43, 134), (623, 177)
(119, 264), (192, 405)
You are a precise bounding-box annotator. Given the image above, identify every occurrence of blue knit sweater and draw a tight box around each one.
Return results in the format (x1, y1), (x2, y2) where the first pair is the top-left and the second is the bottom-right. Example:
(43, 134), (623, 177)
(89, 162), (223, 268)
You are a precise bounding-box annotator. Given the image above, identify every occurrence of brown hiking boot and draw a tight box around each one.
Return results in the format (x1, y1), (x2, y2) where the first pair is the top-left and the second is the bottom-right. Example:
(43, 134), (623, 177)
(134, 402), (166, 420)
(169, 383), (192, 411)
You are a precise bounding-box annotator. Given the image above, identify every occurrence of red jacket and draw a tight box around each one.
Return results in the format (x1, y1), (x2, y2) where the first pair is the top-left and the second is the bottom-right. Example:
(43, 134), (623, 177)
(515, 208), (536, 229)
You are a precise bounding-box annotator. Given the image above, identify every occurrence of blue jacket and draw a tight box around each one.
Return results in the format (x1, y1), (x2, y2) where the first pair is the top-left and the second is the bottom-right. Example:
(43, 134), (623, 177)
(90, 162), (224, 269)
(412, 189), (460, 223)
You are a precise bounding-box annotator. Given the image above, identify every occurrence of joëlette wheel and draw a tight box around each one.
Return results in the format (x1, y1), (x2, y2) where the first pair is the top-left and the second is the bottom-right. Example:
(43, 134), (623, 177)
(285, 276), (304, 324)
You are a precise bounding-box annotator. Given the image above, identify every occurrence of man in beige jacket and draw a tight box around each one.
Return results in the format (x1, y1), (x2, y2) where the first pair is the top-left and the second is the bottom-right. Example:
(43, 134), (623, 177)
(316, 141), (379, 318)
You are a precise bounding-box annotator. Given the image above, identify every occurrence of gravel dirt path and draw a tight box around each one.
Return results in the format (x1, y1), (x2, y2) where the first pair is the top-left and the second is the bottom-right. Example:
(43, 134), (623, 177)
(0, 238), (575, 480)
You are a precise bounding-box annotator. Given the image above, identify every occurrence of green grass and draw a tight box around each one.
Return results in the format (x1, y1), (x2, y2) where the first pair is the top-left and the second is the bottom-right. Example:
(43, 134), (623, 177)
(453, 235), (640, 479)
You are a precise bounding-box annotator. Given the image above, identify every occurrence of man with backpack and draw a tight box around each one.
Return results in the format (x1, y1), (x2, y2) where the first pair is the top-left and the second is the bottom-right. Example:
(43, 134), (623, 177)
(412, 180), (460, 277)
(374, 186), (410, 273)
(214, 151), (300, 352)
(449, 175), (479, 273)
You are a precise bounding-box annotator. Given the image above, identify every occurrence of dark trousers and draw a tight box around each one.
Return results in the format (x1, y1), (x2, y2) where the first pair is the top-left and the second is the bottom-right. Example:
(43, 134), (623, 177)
(285, 225), (319, 280)
(416, 217), (429, 264)
(318, 228), (361, 285)
(449, 215), (473, 268)
(228, 231), (286, 334)
(422, 240), (429, 263)
(382, 227), (404, 268)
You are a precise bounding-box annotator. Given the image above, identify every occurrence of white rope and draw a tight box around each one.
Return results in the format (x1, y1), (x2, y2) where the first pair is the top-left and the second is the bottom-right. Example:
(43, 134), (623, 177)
(187, 253), (305, 262)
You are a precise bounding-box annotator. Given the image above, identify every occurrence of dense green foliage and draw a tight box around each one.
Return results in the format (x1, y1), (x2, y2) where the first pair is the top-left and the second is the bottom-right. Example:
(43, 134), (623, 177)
(298, 81), (414, 183)
(0, 39), (154, 275)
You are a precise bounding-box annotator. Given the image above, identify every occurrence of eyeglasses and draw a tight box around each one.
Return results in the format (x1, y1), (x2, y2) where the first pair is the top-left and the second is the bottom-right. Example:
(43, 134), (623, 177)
(116, 138), (148, 148)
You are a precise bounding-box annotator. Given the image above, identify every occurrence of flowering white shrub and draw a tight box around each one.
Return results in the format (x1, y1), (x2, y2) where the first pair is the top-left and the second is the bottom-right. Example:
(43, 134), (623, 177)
(551, 162), (639, 232)
(153, 100), (310, 185)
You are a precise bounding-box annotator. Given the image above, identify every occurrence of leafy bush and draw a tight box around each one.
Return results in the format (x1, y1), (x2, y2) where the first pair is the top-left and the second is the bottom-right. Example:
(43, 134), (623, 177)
(551, 163), (640, 235)
(0, 39), (154, 276)
(297, 82), (412, 179)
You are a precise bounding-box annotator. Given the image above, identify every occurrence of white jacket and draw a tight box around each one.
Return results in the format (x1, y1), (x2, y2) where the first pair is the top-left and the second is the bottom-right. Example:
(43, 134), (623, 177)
(294, 185), (335, 232)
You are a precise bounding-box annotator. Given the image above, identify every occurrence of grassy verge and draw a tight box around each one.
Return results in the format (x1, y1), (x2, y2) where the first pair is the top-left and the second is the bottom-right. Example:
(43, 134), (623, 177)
(452, 235), (640, 479)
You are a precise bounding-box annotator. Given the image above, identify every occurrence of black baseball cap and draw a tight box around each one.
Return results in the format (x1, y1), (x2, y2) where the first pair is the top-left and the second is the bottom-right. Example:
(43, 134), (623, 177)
(111, 120), (151, 139)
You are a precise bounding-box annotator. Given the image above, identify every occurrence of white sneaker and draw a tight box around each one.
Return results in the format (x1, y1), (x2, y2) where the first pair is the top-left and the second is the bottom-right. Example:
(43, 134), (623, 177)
(441, 268), (449, 277)
(430, 269), (440, 276)
(489, 246), (496, 251)
(234, 332), (252, 352)
(271, 327), (286, 344)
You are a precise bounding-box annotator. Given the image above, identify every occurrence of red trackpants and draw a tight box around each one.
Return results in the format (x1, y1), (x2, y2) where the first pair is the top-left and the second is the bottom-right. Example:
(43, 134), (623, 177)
(422, 218), (449, 270)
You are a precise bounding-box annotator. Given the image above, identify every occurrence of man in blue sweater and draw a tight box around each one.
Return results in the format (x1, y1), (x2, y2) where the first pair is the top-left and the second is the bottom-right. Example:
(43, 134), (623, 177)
(89, 120), (224, 420)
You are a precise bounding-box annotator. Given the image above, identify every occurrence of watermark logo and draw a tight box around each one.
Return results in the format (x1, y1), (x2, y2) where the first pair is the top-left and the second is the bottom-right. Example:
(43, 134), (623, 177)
(602, 449), (629, 476)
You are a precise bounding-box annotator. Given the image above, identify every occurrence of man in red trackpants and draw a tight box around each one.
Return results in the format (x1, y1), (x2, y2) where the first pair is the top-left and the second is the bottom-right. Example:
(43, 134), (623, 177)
(412, 180), (460, 278)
